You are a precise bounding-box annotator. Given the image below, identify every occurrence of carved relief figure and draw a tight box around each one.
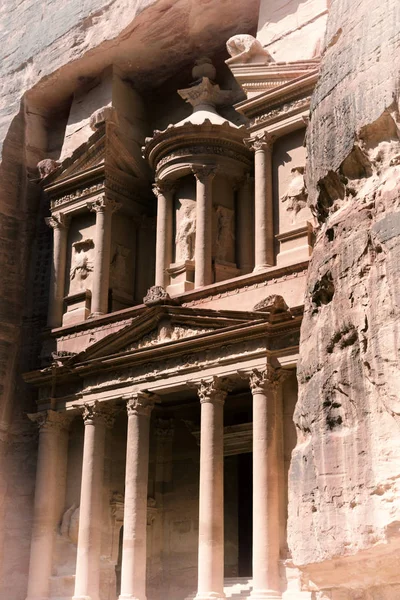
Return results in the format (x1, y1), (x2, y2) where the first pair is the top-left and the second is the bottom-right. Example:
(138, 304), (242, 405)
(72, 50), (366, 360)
(70, 239), (94, 286)
(281, 166), (308, 215)
(176, 199), (196, 262)
(214, 205), (235, 262)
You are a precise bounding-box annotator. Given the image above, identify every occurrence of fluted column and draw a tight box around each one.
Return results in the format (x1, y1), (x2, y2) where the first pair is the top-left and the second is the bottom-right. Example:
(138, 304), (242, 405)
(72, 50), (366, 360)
(196, 377), (227, 600)
(88, 196), (121, 316)
(119, 392), (156, 600)
(46, 213), (70, 328)
(249, 366), (287, 600)
(26, 410), (70, 600)
(192, 165), (217, 288)
(153, 181), (174, 288)
(245, 134), (275, 271)
(73, 402), (115, 600)
(236, 173), (254, 273)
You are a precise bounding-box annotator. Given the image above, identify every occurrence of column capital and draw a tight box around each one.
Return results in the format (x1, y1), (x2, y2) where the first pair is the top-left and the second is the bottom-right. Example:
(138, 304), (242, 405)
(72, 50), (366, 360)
(191, 164), (217, 183)
(248, 366), (289, 395)
(28, 409), (71, 431)
(123, 391), (157, 417)
(87, 195), (121, 214)
(244, 132), (275, 153)
(80, 401), (117, 428)
(196, 376), (228, 405)
(45, 212), (70, 230)
(152, 180), (176, 198)
(154, 417), (175, 440)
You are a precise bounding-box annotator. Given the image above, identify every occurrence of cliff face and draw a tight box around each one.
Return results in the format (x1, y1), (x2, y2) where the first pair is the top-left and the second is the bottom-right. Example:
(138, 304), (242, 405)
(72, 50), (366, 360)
(289, 0), (400, 595)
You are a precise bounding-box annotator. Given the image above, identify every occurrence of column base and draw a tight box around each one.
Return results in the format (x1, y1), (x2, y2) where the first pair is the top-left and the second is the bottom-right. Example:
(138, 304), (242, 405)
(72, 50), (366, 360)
(252, 265), (270, 273)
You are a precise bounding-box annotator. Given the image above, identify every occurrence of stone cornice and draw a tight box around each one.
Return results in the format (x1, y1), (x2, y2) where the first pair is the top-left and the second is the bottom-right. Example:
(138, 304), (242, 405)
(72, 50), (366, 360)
(25, 310), (302, 389)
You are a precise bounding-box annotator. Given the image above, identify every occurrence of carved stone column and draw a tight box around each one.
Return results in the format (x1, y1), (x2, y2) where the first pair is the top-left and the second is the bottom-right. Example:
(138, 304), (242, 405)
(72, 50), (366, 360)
(249, 366), (287, 600)
(236, 173), (254, 274)
(73, 402), (115, 600)
(88, 196), (121, 316)
(192, 165), (217, 288)
(196, 378), (227, 600)
(153, 181), (174, 289)
(45, 213), (70, 328)
(119, 392), (156, 600)
(26, 410), (70, 600)
(245, 134), (275, 271)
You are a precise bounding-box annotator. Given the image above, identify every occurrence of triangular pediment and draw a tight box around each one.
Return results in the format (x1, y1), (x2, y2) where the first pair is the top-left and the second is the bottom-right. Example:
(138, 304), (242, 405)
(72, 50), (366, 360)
(72, 306), (263, 364)
(43, 125), (147, 190)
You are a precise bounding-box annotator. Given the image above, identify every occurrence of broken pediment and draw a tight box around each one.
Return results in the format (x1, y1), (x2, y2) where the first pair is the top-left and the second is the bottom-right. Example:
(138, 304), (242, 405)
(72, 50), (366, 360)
(69, 305), (261, 364)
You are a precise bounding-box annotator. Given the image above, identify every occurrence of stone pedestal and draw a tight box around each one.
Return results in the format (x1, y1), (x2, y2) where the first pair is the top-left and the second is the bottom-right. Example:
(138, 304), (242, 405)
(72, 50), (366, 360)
(73, 403), (115, 600)
(119, 393), (155, 600)
(153, 181), (174, 289)
(195, 378), (227, 600)
(166, 260), (195, 295)
(26, 410), (70, 600)
(249, 367), (286, 600)
(193, 165), (216, 288)
(46, 213), (69, 328)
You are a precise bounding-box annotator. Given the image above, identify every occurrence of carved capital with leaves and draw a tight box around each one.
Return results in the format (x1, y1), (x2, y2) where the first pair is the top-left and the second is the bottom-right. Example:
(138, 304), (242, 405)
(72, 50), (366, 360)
(80, 401), (117, 428)
(124, 391), (157, 418)
(152, 180), (176, 199)
(45, 212), (70, 230)
(191, 164), (217, 184)
(196, 376), (229, 405)
(244, 132), (275, 153)
(28, 409), (71, 432)
(87, 196), (121, 214)
(248, 366), (289, 395)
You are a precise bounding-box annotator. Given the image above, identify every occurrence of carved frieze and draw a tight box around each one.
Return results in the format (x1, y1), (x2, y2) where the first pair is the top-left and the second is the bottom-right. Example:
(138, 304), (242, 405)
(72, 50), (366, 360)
(156, 144), (252, 172)
(250, 97), (311, 128)
(50, 184), (105, 209)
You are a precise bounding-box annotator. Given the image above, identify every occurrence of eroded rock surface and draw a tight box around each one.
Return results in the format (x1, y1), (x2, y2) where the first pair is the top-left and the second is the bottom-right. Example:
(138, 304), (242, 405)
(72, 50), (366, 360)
(289, 0), (400, 595)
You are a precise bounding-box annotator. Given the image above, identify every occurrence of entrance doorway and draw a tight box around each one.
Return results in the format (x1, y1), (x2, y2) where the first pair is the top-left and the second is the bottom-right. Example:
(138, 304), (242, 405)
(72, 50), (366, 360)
(237, 453), (252, 576)
(224, 453), (253, 577)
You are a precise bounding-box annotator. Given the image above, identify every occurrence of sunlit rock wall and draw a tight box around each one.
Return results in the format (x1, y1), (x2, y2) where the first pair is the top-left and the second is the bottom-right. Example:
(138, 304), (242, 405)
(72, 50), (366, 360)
(289, 0), (400, 596)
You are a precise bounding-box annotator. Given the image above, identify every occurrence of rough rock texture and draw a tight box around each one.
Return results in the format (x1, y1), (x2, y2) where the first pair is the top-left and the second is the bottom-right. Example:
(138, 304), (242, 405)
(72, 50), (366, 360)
(289, 0), (400, 596)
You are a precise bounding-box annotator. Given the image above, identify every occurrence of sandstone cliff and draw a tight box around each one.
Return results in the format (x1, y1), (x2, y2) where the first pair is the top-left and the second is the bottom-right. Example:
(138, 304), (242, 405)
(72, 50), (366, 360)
(289, 0), (400, 596)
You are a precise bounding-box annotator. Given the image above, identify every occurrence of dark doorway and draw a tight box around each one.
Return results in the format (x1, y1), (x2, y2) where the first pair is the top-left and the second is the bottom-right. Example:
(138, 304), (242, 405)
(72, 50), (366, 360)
(237, 452), (252, 576)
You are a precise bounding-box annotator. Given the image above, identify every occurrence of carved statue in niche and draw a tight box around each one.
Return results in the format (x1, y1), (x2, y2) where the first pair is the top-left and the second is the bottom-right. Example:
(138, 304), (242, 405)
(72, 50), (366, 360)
(281, 166), (308, 215)
(70, 239), (94, 287)
(214, 205), (235, 262)
(175, 199), (196, 262)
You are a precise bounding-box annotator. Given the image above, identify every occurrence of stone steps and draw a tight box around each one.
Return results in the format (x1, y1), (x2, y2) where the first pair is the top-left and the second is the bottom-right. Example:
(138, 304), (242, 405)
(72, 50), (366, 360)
(185, 577), (253, 600)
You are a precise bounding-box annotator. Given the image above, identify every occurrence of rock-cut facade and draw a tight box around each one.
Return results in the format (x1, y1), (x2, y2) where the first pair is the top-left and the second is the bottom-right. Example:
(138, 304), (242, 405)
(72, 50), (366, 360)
(0, 1), (399, 600)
